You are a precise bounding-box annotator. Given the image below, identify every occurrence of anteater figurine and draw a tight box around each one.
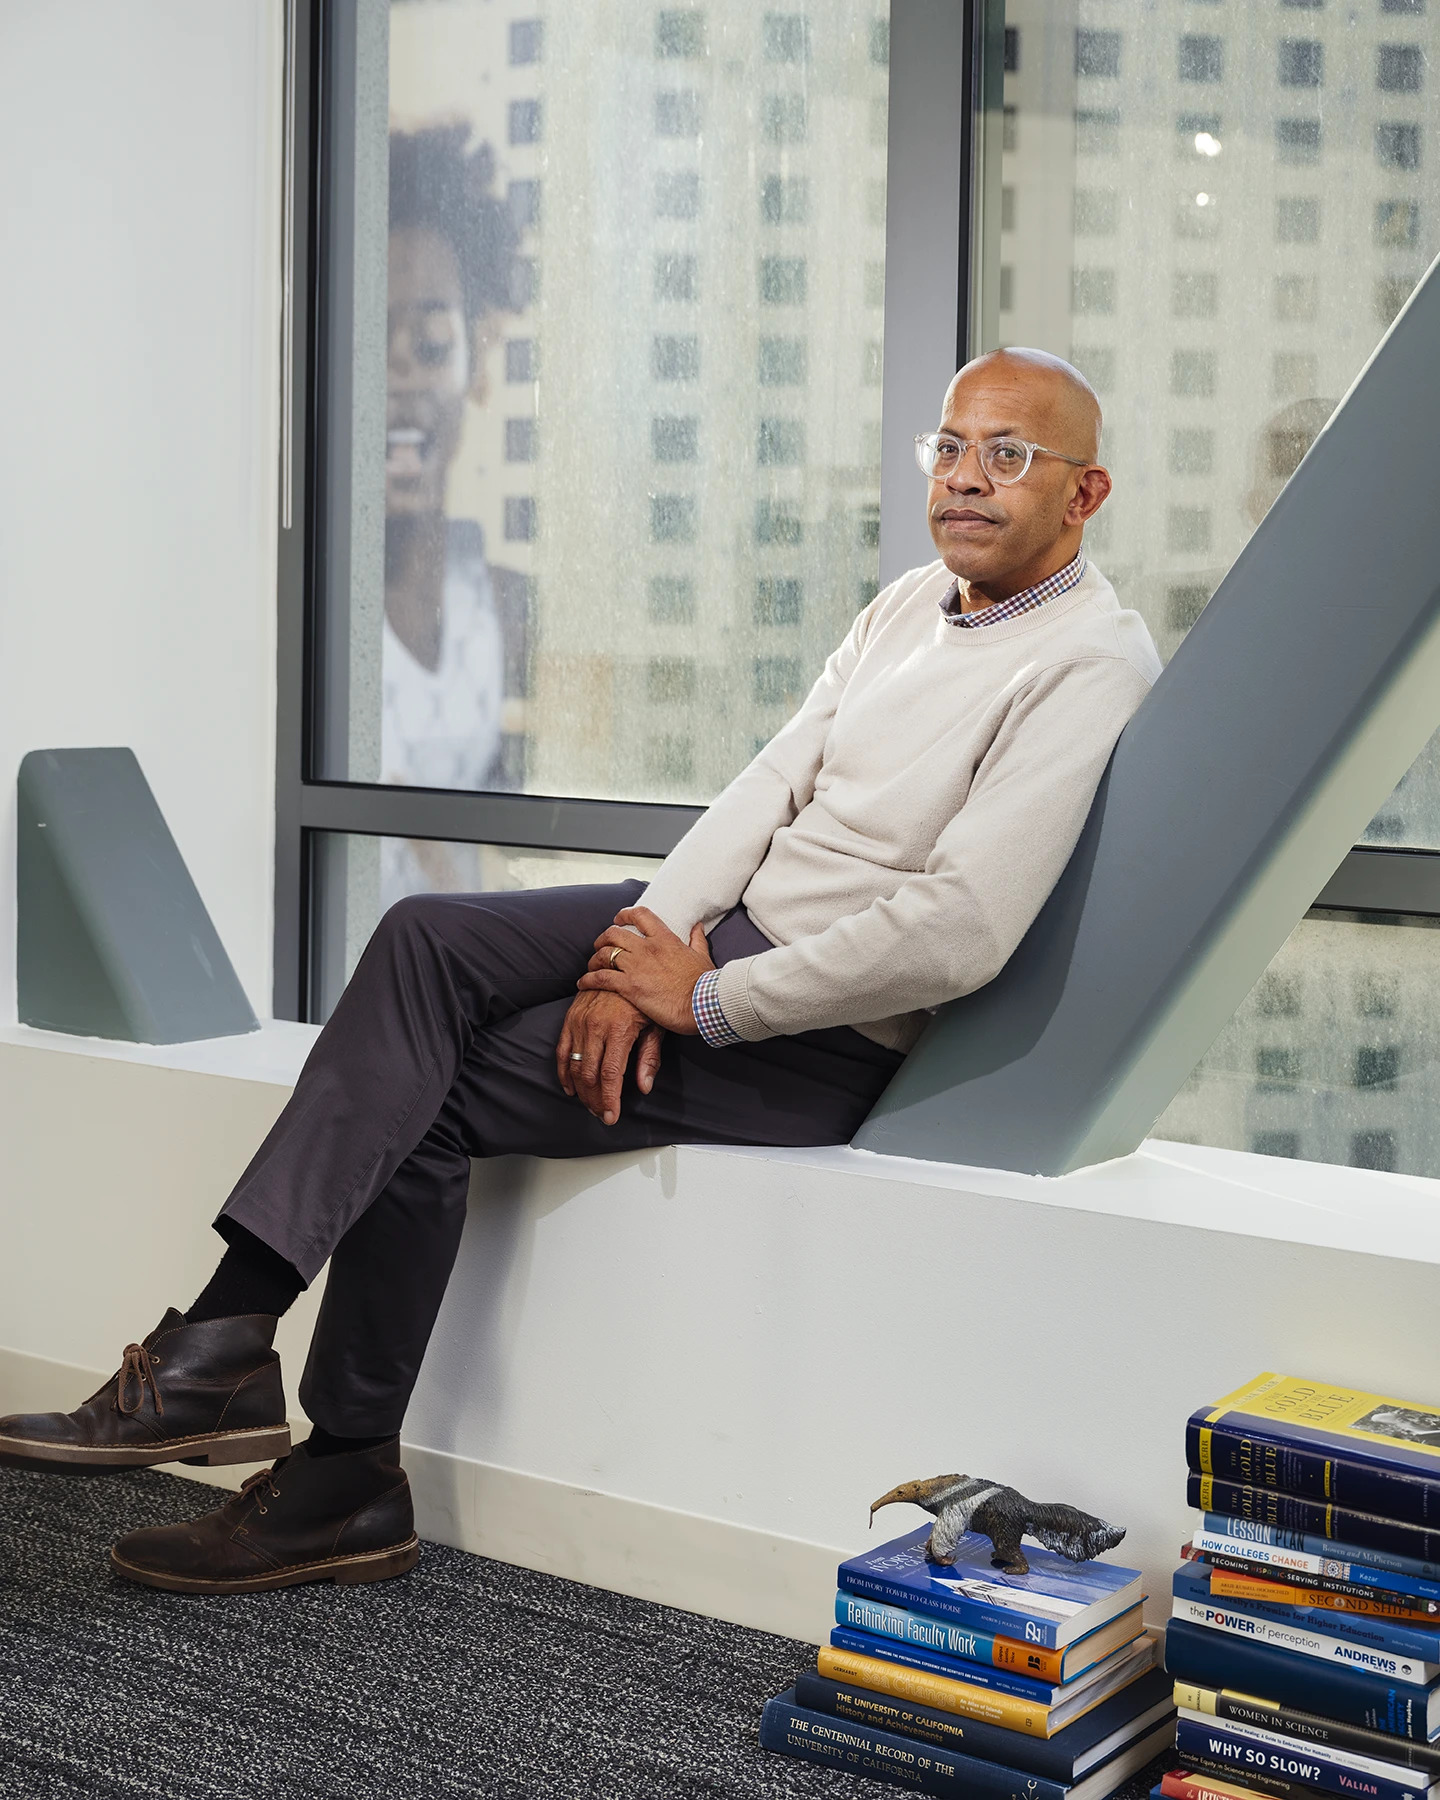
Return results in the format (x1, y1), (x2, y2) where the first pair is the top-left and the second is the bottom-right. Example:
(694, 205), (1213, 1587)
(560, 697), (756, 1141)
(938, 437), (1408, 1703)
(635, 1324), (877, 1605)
(870, 1473), (1125, 1576)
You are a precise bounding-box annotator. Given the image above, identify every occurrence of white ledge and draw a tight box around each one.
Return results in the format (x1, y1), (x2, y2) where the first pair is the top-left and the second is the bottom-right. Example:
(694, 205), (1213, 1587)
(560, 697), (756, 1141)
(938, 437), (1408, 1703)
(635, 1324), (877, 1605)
(3, 1018), (1437, 1264)
(693, 1134), (1440, 1265)
(0, 1018), (320, 1087)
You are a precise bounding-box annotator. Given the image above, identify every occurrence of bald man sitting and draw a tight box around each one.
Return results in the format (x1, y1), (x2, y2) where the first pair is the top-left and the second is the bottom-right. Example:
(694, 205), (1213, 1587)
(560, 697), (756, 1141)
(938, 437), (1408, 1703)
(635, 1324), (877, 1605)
(0, 349), (1161, 1595)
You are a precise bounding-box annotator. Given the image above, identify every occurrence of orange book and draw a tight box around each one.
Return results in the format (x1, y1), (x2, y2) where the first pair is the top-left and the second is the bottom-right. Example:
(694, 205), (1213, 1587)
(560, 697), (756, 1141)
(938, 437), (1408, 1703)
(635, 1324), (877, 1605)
(816, 1634), (1158, 1741)
(1209, 1567), (1440, 1624)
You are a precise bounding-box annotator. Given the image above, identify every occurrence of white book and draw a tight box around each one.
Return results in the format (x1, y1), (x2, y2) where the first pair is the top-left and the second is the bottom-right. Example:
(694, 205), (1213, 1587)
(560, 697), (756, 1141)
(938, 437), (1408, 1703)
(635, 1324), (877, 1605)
(1192, 1527), (1335, 1579)
(1170, 1598), (1440, 1686)
(1177, 1708), (1437, 1787)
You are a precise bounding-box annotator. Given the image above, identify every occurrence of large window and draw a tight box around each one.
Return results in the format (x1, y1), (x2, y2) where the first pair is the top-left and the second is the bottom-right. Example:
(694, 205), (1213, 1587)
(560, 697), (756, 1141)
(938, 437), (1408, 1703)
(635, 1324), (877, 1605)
(282, 0), (895, 1016)
(281, 2), (1440, 1178)
(1157, 914), (1440, 1176)
(996, 1), (1440, 1174)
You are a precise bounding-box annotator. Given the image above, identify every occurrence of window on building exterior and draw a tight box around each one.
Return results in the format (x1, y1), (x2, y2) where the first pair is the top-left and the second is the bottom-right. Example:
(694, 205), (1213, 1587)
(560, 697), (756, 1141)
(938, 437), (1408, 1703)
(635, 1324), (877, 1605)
(1178, 35), (1223, 84)
(999, 0), (1440, 1177)
(1277, 38), (1323, 87)
(1276, 119), (1321, 165)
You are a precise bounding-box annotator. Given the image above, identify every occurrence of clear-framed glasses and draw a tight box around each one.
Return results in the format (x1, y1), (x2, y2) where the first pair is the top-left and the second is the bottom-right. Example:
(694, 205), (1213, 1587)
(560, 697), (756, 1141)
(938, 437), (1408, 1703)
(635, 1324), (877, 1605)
(914, 432), (1090, 485)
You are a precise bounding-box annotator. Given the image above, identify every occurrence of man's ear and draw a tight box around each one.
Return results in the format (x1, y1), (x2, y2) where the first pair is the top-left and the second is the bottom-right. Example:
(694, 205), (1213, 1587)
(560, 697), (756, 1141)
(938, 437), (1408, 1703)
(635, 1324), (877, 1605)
(1067, 464), (1112, 525)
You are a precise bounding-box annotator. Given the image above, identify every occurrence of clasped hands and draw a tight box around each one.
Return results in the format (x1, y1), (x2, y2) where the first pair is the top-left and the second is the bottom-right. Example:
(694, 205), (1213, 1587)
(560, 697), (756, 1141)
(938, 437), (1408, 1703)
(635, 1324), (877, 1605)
(555, 906), (715, 1126)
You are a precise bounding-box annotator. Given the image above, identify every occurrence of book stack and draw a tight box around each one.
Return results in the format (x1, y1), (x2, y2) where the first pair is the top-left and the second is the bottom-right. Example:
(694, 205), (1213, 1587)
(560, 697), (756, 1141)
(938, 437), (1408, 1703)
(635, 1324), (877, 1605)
(1159, 1372), (1440, 1800)
(760, 1524), (1175, 1797)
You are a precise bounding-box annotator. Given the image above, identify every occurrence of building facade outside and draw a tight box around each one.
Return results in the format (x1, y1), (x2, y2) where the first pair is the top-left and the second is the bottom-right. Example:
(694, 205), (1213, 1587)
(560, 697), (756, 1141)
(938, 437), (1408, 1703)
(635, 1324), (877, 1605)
(999, 0), (1440, 1174)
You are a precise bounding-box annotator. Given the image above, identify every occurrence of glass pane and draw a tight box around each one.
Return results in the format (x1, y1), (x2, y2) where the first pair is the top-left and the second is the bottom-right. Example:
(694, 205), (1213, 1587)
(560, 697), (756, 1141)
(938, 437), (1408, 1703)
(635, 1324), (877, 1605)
(317, 0), (889, 806)
(999, 1), (1440, 848)
(1153, 915), (1440, 1180)
(310, 833), (662, 1022)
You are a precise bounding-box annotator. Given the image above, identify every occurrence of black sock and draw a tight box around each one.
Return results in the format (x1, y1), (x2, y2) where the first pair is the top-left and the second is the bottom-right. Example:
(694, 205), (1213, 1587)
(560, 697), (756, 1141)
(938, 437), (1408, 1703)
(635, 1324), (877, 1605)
(305, 1426), (398, 1458)
(185, 1222), (305, 1323)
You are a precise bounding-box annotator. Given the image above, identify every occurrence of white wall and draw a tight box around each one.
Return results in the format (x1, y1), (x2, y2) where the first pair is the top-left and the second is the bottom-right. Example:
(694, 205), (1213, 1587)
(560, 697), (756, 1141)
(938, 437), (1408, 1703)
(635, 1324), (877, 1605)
(0, 2), (283, 1021)
(6, 1029), (1440, 1643)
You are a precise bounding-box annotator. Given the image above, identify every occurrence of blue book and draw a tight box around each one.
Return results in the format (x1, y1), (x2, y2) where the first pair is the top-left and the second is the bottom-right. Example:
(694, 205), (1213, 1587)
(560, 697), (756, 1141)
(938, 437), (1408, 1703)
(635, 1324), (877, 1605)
(1191, 1475), (1440, 1566)
(834, 1591), (1146, 1683)
(1175, 1563), (1440, 1667)
(795, 1667), (1175, 1784)
(830, 1625), (1057, 1701)
(1188, 1375), (1440, 1533)
(1196, 1514), (1440, 1594)
(759, 1687), (1176, 1799)
(1165, 1617), (1440, 1743)
(1175, 1713), (1434, 1800)
(840, 1526), (1143, 1651)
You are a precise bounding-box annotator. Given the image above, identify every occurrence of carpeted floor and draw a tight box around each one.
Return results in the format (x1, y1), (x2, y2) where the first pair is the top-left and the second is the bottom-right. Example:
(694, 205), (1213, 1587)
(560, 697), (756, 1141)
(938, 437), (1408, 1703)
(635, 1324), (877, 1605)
(0, 1466), (1176, 1799)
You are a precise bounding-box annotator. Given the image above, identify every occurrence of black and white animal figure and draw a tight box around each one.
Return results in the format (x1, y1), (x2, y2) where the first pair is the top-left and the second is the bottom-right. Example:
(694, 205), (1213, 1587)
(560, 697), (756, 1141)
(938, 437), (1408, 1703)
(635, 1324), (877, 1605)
(870, 1473), (1125, 1575)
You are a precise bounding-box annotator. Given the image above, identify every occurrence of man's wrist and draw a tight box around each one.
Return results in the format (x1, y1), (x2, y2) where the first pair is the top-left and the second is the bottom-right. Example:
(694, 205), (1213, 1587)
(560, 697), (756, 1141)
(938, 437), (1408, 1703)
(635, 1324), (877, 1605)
(691, 968), (744, 1047)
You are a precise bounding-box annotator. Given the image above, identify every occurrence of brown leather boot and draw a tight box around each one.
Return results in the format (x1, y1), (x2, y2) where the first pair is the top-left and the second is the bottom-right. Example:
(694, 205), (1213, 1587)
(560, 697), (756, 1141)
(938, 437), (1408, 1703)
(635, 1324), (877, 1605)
(0, 1310), (290, 1473)
(109, 1437), (419, 1593)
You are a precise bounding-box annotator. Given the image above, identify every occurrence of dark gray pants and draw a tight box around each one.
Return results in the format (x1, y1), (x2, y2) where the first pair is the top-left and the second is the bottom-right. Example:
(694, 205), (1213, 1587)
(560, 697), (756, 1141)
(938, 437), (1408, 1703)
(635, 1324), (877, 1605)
(218, 881), (903, 1435)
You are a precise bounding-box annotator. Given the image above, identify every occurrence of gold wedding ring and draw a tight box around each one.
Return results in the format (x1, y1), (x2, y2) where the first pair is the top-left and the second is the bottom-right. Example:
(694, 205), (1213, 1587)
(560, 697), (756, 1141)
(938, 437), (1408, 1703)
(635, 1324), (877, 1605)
(608, 947), (623, 969)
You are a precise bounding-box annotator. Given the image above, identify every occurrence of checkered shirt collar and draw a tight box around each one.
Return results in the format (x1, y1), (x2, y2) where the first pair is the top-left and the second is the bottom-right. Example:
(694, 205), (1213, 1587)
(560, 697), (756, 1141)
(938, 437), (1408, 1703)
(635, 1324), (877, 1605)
(939, 552), (1087, 628)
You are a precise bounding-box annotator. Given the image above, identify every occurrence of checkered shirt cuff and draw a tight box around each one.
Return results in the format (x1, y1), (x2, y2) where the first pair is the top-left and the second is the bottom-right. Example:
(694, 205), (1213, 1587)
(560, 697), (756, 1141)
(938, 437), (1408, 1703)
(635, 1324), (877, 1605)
(692, 968), (744, 1047)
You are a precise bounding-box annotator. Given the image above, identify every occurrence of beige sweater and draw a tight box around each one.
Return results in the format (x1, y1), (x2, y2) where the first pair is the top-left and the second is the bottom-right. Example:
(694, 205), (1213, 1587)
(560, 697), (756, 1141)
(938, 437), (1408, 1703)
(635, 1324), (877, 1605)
(641, 558), (1162, 1051)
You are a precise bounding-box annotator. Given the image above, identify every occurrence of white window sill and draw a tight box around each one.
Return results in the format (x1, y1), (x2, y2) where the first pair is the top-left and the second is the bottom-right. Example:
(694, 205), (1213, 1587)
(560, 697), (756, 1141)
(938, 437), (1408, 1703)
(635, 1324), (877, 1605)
(709, 1135), (1440, 1266)
(3, 1018), (1436, 1265)
(0, 1018), (320, 1088)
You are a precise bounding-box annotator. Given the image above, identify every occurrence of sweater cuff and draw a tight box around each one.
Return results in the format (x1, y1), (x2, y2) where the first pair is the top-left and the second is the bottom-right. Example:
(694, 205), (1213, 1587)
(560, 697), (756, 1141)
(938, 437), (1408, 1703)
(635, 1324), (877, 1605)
(691, 969), (744, 1047)
(712, 956), (777, 1043)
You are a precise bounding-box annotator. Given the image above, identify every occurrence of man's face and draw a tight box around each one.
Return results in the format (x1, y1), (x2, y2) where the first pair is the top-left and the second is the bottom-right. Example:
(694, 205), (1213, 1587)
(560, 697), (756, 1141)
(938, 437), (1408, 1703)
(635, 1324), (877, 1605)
(386, 225), (475, 518)
(926, 361), (1103, 589)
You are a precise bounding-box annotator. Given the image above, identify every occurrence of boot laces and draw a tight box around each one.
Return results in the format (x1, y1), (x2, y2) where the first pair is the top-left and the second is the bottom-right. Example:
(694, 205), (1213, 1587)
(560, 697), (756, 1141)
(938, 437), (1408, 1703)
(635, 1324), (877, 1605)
(114, 1343), (164, 1417)
(240, 1466), (282, 1515)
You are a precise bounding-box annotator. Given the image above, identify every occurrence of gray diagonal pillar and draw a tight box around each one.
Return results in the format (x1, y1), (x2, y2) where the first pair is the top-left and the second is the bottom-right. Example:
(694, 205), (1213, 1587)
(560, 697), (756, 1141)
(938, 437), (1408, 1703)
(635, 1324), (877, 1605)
(855, 251), (1440, 1174)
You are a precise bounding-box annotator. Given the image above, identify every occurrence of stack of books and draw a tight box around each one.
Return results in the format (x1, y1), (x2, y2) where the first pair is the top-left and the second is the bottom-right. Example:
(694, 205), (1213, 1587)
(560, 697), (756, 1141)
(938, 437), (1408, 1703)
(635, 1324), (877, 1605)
(1160, 1372), (1440, 1800)
(760, 1523), (1174, 1796)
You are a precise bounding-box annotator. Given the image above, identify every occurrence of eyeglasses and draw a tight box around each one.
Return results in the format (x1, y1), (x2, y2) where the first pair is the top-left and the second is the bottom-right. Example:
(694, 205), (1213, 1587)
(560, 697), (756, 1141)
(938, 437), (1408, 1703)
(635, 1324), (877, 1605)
(914, 433), (1090, 486)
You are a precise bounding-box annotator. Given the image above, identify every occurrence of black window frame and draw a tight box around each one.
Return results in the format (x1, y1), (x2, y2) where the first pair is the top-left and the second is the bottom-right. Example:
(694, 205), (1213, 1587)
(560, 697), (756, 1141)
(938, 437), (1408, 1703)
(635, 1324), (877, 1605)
(272, 0), (1440, 1022)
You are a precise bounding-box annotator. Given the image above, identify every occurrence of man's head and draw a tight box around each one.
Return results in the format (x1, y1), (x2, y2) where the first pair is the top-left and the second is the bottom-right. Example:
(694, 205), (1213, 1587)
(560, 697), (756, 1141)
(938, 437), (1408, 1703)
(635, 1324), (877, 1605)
(386, 126), (519, 518)
(925, 348), (1111, 600)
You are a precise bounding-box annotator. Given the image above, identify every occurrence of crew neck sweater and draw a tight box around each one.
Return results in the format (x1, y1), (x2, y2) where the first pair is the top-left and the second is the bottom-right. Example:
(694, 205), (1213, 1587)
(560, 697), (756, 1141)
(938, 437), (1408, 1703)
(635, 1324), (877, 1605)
(640, 557), (1162, 1052)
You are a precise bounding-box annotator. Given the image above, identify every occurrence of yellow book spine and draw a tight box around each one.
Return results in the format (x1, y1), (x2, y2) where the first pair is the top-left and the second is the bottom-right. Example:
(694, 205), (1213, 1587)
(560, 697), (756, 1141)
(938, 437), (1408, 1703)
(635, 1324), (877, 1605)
(1206, 1373), (1284, 1423)
(1173, 1680), (1285, 1719)
(816, 1645), (1051, 1739)
(1208, 1373), (1440, 1462)
(1174, 1681), (1215, 1713)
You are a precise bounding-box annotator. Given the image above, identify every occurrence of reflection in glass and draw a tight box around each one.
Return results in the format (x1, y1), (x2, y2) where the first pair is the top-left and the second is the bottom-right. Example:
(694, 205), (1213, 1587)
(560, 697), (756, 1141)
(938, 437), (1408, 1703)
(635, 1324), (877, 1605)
(383, 128), (527, 800)
(322, 1), (890, 812)
(1153, 916), (1440, 1180)
(999, 0), (1440, 850)
(310, 833), (662, 1024)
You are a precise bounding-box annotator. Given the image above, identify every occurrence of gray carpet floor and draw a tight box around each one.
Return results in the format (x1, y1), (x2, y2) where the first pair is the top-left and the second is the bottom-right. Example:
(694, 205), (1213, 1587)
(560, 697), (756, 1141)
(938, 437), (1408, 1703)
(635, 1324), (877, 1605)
(0, 1466), (1176, 1799)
